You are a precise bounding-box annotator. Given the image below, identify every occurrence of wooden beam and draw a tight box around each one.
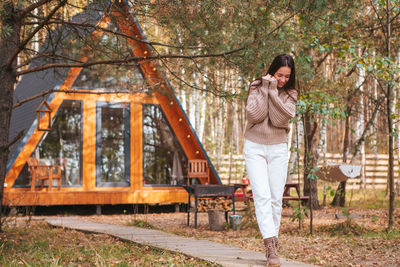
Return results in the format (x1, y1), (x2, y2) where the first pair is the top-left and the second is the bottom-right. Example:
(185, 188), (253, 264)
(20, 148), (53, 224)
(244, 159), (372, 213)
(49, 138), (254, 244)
(3, 189), (188, 206)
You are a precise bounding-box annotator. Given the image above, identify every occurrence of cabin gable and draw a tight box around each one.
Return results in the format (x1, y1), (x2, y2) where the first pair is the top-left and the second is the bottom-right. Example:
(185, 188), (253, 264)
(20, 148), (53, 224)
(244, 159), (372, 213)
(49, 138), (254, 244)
(4, 1), (220, 207)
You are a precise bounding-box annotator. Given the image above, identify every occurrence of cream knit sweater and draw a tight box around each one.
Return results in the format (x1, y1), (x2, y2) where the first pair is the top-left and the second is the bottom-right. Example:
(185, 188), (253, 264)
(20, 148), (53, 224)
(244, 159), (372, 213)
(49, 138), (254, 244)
(244, 79), (298, 145)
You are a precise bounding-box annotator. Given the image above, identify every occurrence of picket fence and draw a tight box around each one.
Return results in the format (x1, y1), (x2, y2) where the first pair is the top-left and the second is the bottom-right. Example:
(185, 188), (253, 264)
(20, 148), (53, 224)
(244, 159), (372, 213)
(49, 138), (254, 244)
(210, 153), (399, 189)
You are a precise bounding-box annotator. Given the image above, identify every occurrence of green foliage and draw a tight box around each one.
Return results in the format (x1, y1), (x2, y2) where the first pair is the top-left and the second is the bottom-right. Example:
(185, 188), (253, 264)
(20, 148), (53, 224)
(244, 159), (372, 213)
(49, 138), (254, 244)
(306, 165), (319, 180)
(297, 90), (345, 119)
(325, 220), (365, 236)
(0, 2), (15, 38)
(326, 186), (336, 197)
(126, 219), (157, 229)
(290, 204), (309, 224)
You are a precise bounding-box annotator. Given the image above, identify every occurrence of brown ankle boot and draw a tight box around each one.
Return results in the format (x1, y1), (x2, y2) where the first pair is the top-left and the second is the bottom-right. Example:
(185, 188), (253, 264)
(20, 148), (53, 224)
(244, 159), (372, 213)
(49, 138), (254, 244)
(273, 236), (279, 250)
(264, 237), (280, 267)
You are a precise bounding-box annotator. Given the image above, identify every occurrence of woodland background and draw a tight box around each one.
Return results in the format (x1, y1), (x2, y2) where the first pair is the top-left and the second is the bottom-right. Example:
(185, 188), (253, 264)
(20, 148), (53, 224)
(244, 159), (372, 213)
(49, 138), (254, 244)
(138, 0), (400, 213)
(0, 0), (399, 229)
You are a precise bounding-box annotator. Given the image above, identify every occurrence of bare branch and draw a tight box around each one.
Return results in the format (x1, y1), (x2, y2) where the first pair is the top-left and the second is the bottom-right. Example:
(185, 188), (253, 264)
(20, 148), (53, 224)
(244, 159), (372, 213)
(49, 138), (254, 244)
(160, 59), (225, 97)
(350, 94), (385, 163)
(16, 46), (247, 76)
(7, 0), (68, 69)
(18, 0), (53, 19)
(13, 88), (153, 109)
(16, 49), (84, 69)
(316, 51), (332, 70)
(369, 0), (387, 40)
(355, 10), (400, 32)
(345, 47), (367, 77)
(6, 131), (25, 150)
(23, 16), (208, 50)
(50, 20), (207, 50)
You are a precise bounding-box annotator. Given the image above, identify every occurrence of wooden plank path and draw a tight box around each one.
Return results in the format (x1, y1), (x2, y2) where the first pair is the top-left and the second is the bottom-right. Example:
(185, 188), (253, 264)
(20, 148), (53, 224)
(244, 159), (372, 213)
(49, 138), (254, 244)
(46, 216), (316, 267)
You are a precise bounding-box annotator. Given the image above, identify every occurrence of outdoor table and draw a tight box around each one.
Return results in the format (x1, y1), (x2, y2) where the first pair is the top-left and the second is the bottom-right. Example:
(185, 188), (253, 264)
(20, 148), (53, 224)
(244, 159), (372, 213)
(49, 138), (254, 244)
(183, 184), (239, 228)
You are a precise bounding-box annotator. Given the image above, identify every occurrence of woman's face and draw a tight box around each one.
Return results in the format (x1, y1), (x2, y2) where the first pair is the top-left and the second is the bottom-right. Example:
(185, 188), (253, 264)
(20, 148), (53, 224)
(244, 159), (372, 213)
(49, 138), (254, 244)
(273, 66), (291, 88)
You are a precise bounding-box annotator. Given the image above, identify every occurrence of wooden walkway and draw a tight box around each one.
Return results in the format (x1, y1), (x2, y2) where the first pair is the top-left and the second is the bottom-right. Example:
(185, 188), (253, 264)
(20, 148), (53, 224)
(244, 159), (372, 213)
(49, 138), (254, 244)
(46, 216), (317, 267)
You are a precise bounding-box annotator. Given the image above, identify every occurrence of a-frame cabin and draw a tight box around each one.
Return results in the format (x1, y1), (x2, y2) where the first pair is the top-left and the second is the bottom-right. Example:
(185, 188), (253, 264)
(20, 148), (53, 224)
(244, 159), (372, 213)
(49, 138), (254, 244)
(3, 2), (220, 207)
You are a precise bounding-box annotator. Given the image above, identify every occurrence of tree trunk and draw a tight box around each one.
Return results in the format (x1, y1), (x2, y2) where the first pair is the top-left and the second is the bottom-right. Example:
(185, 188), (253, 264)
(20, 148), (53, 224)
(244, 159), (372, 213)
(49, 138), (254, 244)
(317, 115), (327, 205)
(303, 112), (320, 209)
(397, 50), (400, 196)
(387, 83), (395, 229)
(288, 114), (304, 184)
(355, 54), (366, 188)
(372, 58), (379, 189)
(194, 73), (200, 134)
(216, 97), (224, 171)
(332, 103), (351, 207)
(0, 2), (21, 232)
(385, 0), (395, 230)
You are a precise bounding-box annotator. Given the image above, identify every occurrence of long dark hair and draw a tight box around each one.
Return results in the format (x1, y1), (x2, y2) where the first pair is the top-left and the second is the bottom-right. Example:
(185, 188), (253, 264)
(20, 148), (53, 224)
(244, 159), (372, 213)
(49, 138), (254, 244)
(246, 54), (296, 103)
(265, 54), (296, 90)
(254, 54), (296, 90)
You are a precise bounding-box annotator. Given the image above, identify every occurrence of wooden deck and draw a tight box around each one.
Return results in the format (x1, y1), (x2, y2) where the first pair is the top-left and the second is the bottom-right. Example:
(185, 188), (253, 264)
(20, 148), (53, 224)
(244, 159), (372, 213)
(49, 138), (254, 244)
(3, 189), (188, 206)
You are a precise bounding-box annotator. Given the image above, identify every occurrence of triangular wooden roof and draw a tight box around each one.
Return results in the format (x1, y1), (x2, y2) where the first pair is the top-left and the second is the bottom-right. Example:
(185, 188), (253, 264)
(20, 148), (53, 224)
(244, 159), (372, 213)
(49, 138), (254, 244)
(7, 1), (220, 185)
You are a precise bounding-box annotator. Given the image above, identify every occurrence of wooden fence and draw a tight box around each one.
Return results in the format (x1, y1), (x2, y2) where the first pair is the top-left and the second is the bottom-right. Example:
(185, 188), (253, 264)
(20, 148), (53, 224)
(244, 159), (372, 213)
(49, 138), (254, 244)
(210, 153), (399, 189)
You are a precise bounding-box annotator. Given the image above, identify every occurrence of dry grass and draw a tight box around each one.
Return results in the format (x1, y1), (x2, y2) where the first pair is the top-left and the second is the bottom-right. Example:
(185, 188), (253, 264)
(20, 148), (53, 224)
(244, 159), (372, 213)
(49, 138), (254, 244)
(0, 219), (217, 266)
(2, 188), (399, 267)
(82, 188), (400, 267)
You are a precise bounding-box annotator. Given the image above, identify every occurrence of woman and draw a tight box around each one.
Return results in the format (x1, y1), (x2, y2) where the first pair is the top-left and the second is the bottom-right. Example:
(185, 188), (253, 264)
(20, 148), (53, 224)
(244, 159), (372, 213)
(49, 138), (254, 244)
(244, 54), (298, 267)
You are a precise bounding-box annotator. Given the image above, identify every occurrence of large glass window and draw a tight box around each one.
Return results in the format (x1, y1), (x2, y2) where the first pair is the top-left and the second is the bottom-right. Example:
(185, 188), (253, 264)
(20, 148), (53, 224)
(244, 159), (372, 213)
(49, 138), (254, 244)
(14, 100), (83, 187)
(143, 104), (187, 186)
(72, 17), (148, 93)
(96, 102), (130, 187)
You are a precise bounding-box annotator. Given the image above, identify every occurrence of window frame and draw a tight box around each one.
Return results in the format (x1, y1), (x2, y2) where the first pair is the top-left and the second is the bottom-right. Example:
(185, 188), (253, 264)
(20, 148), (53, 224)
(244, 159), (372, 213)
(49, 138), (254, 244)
(95, 101), (131, 187)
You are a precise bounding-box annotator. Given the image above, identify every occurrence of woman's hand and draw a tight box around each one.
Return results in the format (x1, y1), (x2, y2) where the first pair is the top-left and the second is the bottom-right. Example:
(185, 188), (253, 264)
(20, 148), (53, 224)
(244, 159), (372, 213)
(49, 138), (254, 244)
(262, 74), (278, 88)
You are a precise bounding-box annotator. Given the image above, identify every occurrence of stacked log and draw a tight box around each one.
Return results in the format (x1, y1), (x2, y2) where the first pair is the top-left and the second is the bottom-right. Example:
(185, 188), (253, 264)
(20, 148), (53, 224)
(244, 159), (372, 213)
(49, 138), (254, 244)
(197, 198), (233, 212)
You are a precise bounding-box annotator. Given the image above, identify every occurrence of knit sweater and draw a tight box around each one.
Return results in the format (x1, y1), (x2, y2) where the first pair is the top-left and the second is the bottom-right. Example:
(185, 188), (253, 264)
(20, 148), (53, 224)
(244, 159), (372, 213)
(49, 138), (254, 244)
(244, 79), (298, 145)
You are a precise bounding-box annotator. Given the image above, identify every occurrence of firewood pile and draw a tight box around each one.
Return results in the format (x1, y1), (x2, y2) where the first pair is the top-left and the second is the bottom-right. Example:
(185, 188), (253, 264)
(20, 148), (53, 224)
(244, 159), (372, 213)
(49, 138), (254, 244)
(197, 198), (233, 212)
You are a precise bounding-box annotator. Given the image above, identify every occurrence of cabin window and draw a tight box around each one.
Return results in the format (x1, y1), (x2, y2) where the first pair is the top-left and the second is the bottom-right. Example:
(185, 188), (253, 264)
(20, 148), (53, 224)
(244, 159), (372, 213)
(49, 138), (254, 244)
(142, 104), (187, 186)
(72, 17), (148, 93)
(96, 102), (130, 187)
(74, 64), (147, 92)
(14, 100), (83, 187)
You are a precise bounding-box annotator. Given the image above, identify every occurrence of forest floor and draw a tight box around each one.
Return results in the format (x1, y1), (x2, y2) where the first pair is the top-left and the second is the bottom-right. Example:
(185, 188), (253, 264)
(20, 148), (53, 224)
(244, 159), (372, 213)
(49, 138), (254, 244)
(0, 219), (214, 266)
(81, 203), (400, 267)
(2, 189), (399, 266)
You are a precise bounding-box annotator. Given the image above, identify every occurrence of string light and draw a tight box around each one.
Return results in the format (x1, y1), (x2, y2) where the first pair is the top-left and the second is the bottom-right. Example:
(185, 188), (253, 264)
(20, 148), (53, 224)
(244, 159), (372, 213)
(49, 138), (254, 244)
(187, 134), (191, 138)
(178, 118), (183, 122)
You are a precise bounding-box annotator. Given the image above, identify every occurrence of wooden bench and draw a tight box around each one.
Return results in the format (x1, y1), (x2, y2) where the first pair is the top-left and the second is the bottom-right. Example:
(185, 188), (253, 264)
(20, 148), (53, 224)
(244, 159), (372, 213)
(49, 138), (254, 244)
(283, 182), (310, 205)
(27, 157), (61, 191)
(234, 182), (252, 202)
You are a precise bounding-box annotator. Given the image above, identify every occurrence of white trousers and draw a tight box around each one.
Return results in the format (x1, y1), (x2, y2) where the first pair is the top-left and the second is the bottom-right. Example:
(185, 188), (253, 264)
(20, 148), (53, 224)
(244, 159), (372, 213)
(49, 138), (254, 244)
(244, 139), (288, 239)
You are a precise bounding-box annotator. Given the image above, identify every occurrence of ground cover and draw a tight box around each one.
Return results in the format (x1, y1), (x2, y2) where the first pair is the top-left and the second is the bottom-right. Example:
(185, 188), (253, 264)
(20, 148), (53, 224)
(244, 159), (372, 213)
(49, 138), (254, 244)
(0, 219), (216, 266)
(82, 188), (400, 267)
(1, 189), (399, 266)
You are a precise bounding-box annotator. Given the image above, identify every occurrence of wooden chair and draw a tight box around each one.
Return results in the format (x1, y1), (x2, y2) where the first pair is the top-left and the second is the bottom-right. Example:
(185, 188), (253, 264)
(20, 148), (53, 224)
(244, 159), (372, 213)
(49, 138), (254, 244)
(27, 157), (61, 191)
(187, 159), (210, 185)
(233, 182), (252, 203)
(283, 182), (310, 204)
